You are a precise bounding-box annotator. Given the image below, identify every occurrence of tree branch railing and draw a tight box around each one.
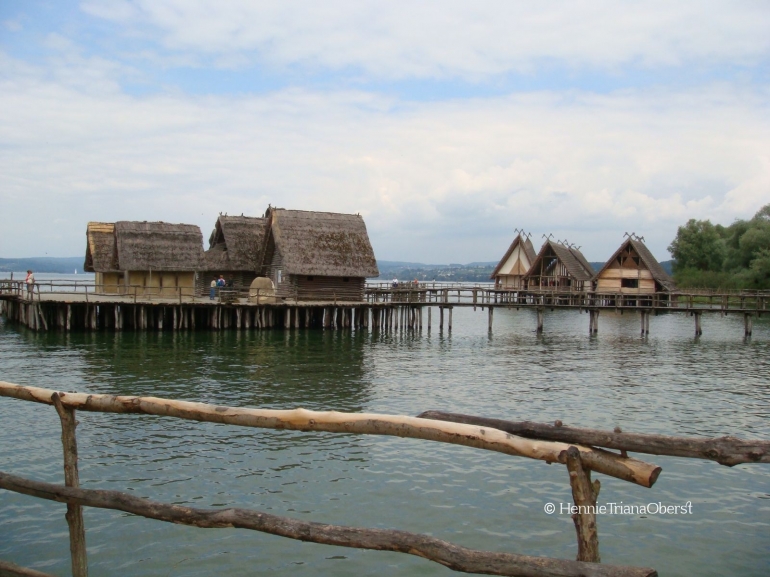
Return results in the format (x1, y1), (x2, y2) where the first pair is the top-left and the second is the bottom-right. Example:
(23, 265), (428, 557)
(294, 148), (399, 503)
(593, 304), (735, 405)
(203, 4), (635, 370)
(0, 381), (663, 577)
(0, 472), (656, 577)
(416, 411), (770, 467)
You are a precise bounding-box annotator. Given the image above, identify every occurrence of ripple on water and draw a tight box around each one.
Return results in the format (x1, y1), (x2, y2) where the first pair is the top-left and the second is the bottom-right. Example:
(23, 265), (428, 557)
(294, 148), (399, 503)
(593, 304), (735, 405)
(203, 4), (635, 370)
(0, 310), (769, 576)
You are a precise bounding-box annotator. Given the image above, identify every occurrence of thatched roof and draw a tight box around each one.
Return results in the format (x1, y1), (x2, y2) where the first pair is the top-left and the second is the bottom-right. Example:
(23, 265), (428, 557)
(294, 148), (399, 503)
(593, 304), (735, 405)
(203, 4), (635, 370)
(84, 222), (117, 273)
(595, 237), (676, 291)
(263, 209), (379, 277)
(527, 240), (595, 282)
(204, 215), (267, 271)
(114, 221), (203, 271)
(490, 234), (537, 279)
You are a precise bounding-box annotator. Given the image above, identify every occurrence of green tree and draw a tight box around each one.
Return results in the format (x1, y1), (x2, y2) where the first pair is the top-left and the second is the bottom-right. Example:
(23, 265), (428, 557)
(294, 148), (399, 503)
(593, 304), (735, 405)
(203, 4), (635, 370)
(738, 224), (770, 263)
(668, 219), (725, 273)
(754, 203), (770, 222)
(743, 248), (770, 289)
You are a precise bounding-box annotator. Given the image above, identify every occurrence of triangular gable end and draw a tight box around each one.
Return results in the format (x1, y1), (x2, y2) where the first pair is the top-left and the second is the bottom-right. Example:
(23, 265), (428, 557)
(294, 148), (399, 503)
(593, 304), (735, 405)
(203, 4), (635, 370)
(491, 234), (534, 279)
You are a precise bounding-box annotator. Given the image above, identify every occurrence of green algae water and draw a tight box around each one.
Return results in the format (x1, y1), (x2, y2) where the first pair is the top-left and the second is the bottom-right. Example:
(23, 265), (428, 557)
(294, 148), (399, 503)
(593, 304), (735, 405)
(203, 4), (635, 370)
(1, 303), (769, 576)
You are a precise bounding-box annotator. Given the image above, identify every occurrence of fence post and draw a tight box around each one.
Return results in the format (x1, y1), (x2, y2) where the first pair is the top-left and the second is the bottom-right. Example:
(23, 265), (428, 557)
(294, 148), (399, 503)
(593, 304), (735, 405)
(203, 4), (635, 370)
(51, 392), (88, 577)
(565, 446), (600, 563)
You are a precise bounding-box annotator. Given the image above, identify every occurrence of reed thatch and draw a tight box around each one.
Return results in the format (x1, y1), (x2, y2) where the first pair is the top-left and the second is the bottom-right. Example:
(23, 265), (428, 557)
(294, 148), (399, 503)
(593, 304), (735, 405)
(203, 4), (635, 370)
(114, 221), (203, 271)
(525, 240), (595, 288)
(204, 215), (267, 271)
(490, 234), (537, 280)
(84, 222), (117, 272)
(262, 209), (379, 278)
(595, 237), (676, 291)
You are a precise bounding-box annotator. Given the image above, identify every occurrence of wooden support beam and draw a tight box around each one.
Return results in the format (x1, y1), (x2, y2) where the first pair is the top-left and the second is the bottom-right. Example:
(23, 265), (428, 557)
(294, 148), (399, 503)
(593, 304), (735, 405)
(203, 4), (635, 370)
(537, 308), (544, 333)
(488, 307), (494, 331)
(417, 411), (770, 466)
(0, 472), (657, 577)
(51, 393), (88, 577)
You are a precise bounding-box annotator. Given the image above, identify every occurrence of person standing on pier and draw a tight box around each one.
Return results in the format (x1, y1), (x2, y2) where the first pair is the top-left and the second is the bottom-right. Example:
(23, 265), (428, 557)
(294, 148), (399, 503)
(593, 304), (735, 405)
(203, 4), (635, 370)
(25, 270), (35, 299)
(210, 277), (217, 300)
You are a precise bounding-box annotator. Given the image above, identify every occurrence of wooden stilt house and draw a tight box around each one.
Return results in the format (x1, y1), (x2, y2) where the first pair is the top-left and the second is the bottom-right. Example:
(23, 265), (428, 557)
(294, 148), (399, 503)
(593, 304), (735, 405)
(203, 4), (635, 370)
(490, 233), (537, 289)
(199, 215), (267, 293)
(84, 221), (203, 296)
(259, 208), (379, 302)
(594, 236), (675, 294)
(524, 240), (595, 292)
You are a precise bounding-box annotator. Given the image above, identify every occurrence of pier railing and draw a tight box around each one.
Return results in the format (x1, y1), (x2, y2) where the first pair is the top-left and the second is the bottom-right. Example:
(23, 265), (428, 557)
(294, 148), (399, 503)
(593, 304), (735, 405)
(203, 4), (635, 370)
(3, 279), (768, 313)
(2, 382), (768, 576)
(0, 280), (249, 304)
(366, 284), (770, 313)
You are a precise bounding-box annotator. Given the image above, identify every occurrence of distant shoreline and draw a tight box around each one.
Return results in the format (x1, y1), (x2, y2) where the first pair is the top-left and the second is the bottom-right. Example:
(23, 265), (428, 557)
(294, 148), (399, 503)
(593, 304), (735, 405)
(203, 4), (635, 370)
(0, 256), (675, 281)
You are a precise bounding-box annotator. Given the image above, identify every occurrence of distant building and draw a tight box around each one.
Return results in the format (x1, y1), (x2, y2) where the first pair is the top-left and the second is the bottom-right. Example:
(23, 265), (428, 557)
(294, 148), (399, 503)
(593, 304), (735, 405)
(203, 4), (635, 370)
(199, 215), (267, 293)
(594, 236), (675, 293)
(84, 221), (203, 296)
(524, 240), (594, 292)
(490, 233), (537, 289)
(259, 208), (379, 301)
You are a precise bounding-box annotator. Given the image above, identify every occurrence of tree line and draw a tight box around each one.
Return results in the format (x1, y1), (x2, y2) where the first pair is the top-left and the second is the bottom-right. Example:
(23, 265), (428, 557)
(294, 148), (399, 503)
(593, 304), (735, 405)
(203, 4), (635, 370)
(668, 203), (770, 289)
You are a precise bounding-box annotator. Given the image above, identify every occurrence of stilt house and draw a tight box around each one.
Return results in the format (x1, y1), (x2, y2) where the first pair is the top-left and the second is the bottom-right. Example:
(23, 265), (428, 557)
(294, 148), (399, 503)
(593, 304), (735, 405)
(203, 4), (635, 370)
(594, 236), (675, 294)
(490, 233), (537, 289)
(84, 221), (203, 296)
(199, 215), (267, 292)
(259, 208), (379, 301)
(524, 240), (594, 292)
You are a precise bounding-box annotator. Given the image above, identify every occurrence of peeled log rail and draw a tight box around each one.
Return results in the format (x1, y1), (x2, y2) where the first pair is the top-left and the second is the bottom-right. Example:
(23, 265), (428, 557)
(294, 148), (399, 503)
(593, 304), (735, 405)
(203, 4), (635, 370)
(417, 411), (770, 467)
(0, 382), (660, 487)
(0, 560), (57, 577)
(0, 472), (657, 577)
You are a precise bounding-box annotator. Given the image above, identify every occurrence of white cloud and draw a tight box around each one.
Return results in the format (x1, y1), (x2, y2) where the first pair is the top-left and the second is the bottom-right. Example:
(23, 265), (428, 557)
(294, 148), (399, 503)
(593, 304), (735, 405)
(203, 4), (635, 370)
(80, 0), (770, 78)
(1, 47), (768, 263)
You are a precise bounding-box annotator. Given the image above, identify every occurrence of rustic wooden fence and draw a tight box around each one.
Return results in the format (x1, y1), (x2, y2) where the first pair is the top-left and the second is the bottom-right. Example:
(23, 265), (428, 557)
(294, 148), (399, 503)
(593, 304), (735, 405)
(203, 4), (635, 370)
(2, 383), (768, 577)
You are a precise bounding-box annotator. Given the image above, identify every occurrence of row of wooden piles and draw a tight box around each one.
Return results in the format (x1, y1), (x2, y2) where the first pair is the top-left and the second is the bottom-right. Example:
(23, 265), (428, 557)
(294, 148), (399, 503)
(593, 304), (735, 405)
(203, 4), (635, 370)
(0, 301), (457, 332)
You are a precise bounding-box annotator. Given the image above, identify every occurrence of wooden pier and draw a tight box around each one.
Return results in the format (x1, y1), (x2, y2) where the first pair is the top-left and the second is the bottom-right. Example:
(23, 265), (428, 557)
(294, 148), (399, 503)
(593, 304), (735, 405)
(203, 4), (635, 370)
(1, 279), (767, 336)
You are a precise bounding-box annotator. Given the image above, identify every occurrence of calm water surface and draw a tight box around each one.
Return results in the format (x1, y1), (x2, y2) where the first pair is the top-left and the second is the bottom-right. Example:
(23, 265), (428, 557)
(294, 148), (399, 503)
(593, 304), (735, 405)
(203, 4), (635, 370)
(0, 302), (768, 576)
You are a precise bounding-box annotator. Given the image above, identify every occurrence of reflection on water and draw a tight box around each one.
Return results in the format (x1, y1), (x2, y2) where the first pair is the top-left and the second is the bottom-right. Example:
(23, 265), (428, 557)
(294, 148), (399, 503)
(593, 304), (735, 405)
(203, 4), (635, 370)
(0, 308), (768, 576)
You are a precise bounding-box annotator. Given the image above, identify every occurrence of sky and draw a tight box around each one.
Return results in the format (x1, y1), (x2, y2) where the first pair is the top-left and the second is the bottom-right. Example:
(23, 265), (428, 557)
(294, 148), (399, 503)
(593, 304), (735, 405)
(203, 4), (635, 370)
(1, 1), (769, 264)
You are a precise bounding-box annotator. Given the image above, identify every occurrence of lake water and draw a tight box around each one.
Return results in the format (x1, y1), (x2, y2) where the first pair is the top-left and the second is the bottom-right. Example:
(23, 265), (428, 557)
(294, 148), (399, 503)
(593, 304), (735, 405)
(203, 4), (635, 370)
(0, 293), (768, 576)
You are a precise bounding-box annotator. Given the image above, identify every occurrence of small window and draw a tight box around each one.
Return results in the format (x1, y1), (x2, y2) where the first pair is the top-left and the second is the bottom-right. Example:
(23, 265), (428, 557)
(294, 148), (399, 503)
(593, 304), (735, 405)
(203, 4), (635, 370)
(307, 276), (314, 281)
(342, 277), (350, 282)
(622, 278), (639, 288)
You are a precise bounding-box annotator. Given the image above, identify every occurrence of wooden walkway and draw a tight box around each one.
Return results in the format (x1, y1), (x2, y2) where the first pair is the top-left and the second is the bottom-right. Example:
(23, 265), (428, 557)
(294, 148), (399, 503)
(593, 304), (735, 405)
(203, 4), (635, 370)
(0, 280), (767, 336)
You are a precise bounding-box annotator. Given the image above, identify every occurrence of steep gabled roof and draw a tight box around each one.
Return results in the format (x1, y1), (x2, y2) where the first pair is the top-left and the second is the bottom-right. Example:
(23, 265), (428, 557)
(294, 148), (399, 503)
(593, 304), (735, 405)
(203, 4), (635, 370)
(526, 240), (595, 282)
(263, 209), (379, 278)
(114, 221), (203, 271)
(84, 222), (117, 272)
(204, 215), (267, 271)
(595, 237), (676, 291)
(490, 234), (538, 279)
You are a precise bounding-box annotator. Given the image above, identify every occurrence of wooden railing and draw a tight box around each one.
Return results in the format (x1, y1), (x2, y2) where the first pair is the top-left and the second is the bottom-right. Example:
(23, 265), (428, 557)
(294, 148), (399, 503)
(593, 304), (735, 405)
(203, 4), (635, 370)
(366, 285), (770, 312)
(3, 279), (768, 313)
(2, 382), (768, 576)
(0, 382), (667, 577)
(0, 280), (242, 304)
